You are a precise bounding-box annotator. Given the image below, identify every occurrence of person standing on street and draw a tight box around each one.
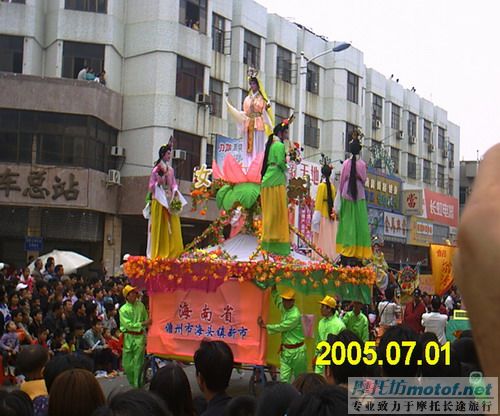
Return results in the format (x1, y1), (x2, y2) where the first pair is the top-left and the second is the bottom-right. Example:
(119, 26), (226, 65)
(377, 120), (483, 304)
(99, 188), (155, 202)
(403, 288), (426, 334)
(119, 285), (150, 387)
(342, 300), (369, 343)
(314, 295), (345, 374)
(258, 286), (306, 383)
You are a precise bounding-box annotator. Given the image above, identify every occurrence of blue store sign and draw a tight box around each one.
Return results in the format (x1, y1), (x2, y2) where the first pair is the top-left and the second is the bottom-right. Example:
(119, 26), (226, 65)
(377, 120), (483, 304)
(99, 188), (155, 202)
(25, 236), (43, 252)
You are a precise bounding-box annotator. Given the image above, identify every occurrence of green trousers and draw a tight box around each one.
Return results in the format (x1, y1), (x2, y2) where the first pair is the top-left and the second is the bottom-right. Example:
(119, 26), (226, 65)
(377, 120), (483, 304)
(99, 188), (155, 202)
(122, 333), (146, 388)
(279, 344), (307, 383)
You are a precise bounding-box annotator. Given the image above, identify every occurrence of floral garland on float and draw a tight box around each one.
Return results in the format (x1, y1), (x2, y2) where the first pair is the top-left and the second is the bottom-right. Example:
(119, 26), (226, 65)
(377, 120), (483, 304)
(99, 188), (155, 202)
(126, 148), (375, 303)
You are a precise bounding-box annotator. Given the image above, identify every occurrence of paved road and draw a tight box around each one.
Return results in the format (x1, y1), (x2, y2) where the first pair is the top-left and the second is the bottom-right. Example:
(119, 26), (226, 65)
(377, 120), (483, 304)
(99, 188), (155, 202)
(99, 362), (255, 398)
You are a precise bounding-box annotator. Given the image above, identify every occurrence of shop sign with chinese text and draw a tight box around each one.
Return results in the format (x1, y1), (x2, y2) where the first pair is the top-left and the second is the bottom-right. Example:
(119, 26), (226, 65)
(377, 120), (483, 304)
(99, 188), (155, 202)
(407, 216), (434, 246)
(365, 168), (402, 212)
(0, 165), (87, 207)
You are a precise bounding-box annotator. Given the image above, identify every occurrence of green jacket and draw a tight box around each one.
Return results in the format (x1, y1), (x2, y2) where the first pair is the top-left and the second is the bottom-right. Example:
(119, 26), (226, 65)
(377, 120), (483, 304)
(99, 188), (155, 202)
(267, 289), (304, 345)
(262, 140), (287, 188)
(315, 314), (346, 353)
(119, 301), (148, 334)
(342, 310), (369, 342)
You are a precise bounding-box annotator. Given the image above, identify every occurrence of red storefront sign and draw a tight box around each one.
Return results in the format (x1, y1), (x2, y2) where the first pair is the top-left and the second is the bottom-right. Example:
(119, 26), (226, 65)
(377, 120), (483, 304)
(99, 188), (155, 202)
(423, 189), (459, 227)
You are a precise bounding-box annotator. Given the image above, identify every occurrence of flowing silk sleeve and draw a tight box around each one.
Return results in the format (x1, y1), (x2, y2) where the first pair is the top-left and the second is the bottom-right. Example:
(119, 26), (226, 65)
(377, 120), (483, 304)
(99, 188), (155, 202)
(226, 98), (248, 123)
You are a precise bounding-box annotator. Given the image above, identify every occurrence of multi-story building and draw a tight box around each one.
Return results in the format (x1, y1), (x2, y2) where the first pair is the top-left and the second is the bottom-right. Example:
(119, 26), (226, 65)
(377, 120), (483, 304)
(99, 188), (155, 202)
(459, 160), (479, 213)
(0, 0), (460, 272)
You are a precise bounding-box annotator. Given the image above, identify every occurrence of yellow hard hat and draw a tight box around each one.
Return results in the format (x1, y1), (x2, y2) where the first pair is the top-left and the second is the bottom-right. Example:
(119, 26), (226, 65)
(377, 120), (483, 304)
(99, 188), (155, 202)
(319, 295), (337, 309)
(280, 288), (295, 300)
(123, 284), (137, 298)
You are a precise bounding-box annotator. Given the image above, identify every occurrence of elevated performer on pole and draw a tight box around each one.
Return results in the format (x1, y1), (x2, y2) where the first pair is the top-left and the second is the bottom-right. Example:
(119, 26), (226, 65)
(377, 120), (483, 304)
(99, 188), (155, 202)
(311, 164), (338, 260)
(258, 286), (306, 383)
(336, 137), (373, 262)
(226, 68), (274, 169)
(260, 116), (293, 256)
(145, 138), (186, 259)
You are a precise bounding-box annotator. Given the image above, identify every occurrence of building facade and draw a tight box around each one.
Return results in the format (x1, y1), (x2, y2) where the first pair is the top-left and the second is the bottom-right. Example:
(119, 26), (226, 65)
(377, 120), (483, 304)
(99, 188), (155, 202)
(0, 0), (460, 273)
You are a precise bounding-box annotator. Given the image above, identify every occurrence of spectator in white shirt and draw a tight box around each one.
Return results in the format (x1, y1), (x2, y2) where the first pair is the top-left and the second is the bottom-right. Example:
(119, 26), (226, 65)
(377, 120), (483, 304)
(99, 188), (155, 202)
(421, 295), (448, 345)
(77, 65), (89, 80)
(378, 287), (401, 327)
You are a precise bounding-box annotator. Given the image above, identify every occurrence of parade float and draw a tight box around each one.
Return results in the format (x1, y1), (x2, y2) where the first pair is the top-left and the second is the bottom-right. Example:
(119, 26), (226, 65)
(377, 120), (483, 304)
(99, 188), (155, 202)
(124, 147), (376, 367)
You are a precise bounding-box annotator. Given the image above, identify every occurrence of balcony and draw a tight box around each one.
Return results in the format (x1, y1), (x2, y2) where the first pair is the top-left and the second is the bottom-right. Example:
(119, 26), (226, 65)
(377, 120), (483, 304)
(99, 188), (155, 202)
(0, 72), (122, 129)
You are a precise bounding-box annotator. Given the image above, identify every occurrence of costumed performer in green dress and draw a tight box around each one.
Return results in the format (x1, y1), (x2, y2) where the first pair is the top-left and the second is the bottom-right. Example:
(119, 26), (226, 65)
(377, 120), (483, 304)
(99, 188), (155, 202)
(260, 116), (294, 256)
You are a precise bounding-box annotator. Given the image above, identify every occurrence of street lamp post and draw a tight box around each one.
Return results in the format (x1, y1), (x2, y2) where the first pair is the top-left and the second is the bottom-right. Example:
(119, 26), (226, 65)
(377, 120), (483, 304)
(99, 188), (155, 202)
(296, 42), (351, 147)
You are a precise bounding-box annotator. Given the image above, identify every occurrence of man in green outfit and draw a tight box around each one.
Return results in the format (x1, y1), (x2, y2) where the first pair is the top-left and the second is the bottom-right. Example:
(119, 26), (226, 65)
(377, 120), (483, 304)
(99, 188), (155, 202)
(119, 285), (151, 387)
(258, 286), (306, 383)
(342, 300), (369, 342)
(314, 295), (345, 374)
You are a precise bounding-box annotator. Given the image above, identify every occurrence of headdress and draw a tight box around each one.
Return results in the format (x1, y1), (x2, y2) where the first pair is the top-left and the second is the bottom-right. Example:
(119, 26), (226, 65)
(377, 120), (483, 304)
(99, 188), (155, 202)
(247, 67), (259, 82)
(372, 235), (383, 247)
(273, 114), (295, 136)
(349, 137), (362, 156)
(156, 136), (174, 166)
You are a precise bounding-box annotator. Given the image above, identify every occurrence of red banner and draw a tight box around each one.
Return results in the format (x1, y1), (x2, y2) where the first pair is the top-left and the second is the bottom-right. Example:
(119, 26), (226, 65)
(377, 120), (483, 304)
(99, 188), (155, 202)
(423, 189), (459, 227)
(147, 281), (269, 365)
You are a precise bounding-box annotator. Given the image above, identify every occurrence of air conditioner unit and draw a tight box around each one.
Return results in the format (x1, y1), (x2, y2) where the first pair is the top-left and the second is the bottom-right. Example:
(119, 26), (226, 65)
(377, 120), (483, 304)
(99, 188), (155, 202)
(397, 130), (404, 140)
(107, 169), (121, 185)
(173, 149), (187, 160)
(195, 93), (211, 105)
(374, 119), (382, 129)
(428, 143), (435, 152)
(110, 146), (125, 157)
(409, 135), (417, 144)
(442, 148), (448, 158)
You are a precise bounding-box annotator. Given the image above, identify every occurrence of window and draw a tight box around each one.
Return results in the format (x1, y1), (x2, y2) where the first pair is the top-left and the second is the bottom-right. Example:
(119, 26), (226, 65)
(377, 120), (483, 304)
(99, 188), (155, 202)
(423, 119), (432, 144)
(179, 0), (207, 33)
(449, 180), (455, 197)
(212, 13), (225, 53)
(407, 154), (417, 179)
(0, 132), (30, 163)
(390, 147), (400, 174)
(408, 112), (417, 139)
(274, 103), (291, 125)
(209, 78), (223, 118)
(176, 56), (204, 102)
(0, 35), (23, 74)
(438, 164), (445, 189)
(244, 30), (260, 69)
(276, 46), (292, 83)
(172, 130), (201, 181)
(448, 142), (455, 168)
(0, 0), (26, 3)
(372, 94), (383, 123)
(206, 143), (213, 168)
(62, 41), (104, 79)
(0, 109), (116, 171)
(304, 115), (320, 148)
(65, 0), (107, 13)
(460, 187), (467, 204)
(423, 159), (431, 184)
(345, 123), (357, 152)
(391, 103), (401, 130)
(438, 127), (446, 149)
(371, 140), (383, 169)
(306, 62), (319, 94)
(347, 71), (359, 103)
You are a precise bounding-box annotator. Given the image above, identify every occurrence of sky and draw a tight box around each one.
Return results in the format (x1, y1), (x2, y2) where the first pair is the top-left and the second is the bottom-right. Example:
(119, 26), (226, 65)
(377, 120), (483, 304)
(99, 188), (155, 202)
(258, 0), (500, 160)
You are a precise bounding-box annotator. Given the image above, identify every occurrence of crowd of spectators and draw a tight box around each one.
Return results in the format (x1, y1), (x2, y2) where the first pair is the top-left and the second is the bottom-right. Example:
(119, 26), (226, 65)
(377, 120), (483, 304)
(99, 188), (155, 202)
(0, 257), (481, 416)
